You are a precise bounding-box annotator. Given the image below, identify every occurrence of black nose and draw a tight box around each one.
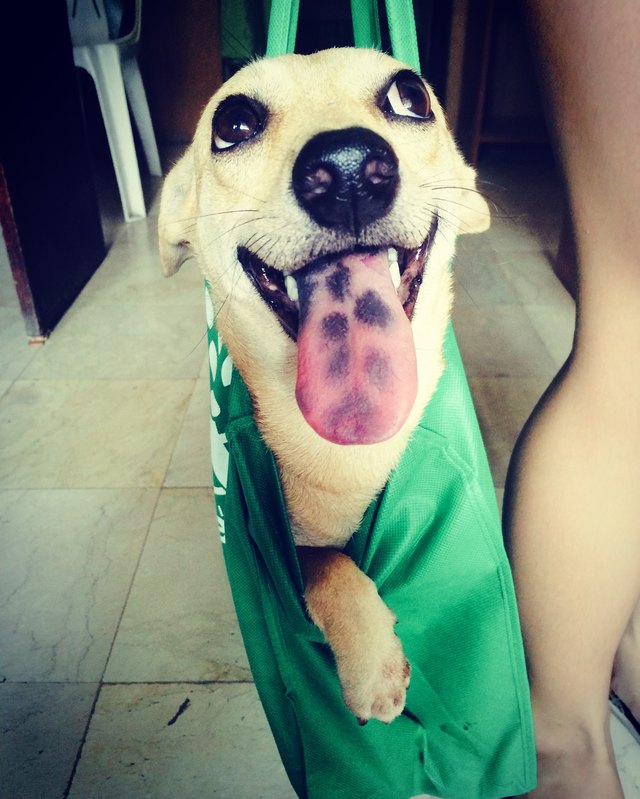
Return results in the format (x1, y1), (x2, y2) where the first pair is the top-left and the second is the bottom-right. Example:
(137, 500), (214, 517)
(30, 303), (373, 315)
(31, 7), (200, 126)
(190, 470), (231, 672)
(292, 127), (399, 236)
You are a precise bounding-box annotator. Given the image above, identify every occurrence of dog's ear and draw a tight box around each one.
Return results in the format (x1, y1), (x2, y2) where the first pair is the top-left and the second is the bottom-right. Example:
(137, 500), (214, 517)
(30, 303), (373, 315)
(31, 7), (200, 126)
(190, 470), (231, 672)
(158, 149), (197, 276)
(456, 165), (491, 235)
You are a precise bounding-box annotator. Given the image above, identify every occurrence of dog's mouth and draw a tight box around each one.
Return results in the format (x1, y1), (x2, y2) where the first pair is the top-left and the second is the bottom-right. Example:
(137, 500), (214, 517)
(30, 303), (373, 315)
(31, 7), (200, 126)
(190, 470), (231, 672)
(237, 215), (439, 445)
(237, 214), (438, 341)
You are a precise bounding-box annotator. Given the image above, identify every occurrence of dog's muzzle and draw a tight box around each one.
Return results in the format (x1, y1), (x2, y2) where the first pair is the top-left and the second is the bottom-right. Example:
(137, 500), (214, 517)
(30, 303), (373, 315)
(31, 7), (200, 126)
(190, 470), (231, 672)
(238, 128), (439, 446)
(292, 127), (399, 238)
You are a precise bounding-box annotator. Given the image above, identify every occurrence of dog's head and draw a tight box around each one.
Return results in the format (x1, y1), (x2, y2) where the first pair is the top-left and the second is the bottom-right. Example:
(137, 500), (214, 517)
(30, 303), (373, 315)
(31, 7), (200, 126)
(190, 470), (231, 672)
(160, 48), (489, 448)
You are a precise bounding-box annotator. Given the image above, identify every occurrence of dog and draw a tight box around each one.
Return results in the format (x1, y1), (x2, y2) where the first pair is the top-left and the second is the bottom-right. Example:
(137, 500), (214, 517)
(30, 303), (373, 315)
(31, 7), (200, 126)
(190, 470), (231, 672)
(158, 47), (489, 725)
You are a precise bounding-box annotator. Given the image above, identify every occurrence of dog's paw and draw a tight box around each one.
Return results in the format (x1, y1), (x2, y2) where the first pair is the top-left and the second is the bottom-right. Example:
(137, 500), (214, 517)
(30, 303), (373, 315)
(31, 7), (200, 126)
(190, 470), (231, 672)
(299, 549), (411, 724)
(336, 608), (411, 724)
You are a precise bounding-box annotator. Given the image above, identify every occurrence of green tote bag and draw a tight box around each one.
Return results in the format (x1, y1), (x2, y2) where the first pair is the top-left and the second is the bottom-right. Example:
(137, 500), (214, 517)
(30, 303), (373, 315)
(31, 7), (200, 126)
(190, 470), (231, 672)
(206, 2), (536, 796)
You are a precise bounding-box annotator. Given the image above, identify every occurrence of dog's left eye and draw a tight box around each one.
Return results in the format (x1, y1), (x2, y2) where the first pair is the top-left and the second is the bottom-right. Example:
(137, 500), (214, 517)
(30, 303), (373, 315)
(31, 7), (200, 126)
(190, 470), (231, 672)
(382, 73), (431, 120)
(212, 95), (266, 151)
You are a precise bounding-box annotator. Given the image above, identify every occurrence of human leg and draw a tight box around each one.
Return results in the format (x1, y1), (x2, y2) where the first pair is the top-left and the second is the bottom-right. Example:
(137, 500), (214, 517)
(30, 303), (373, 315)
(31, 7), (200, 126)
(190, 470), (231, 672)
(505, 364), (640, 798)
(612, 595), (640, 725)
(505, 1), (640, 796)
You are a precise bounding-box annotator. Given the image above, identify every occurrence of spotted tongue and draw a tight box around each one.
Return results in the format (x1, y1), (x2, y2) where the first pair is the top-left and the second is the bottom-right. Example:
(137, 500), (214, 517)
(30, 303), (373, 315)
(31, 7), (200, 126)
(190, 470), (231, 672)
(295, 251), (418, 445)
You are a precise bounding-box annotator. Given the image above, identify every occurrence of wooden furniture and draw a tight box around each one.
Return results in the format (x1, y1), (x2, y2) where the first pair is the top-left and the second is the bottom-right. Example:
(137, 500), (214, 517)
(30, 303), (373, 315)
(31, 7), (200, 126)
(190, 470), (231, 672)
(0, 2), (105, 340)
(446, 0), (548, 164)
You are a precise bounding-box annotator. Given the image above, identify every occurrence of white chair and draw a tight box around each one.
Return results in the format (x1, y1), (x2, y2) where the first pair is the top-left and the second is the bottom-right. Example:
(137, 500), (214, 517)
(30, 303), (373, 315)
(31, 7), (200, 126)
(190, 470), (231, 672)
(66, 0), (162, 221)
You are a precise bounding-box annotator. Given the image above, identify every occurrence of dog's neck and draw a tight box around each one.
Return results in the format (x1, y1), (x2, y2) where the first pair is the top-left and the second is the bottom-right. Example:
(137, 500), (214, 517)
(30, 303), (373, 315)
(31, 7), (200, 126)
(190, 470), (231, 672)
(216, 252), (452, 548)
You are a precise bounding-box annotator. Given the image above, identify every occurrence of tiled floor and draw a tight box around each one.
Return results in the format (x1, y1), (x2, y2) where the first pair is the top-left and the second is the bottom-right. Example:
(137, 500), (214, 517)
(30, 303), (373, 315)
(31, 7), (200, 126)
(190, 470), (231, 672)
(1, 155), (638, 798)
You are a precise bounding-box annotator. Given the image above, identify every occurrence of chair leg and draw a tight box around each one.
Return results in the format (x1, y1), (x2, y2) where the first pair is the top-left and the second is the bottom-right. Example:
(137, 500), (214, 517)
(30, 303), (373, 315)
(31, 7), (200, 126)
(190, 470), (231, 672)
(78, 44), (146, 221)
(121, 53), (162, 177)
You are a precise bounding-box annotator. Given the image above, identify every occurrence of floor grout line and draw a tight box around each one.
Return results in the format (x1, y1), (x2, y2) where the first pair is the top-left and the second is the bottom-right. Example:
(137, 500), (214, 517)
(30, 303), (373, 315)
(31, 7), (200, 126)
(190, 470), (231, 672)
(61, 476), (163, 799)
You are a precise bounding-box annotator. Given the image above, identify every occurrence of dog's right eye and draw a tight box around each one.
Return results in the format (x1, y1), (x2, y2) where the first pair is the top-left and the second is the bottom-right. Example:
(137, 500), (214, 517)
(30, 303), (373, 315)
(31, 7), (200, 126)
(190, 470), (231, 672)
(212, 96), (265, 151)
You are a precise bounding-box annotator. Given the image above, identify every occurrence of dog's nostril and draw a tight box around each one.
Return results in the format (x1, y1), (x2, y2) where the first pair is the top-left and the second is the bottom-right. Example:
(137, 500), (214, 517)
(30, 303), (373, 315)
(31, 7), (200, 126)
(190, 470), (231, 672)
(292, 127), (399, 235)
(363, 157), (397, 186)
(301, 166), (334, 199)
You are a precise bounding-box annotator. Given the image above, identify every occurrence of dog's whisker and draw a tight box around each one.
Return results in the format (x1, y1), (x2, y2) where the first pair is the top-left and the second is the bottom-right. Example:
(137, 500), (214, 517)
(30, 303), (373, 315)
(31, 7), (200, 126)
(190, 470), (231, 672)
(426, 182), (508, 220)
(418, 166), (470, 183)
(183, 330), (208, 360)
(411, 202), (468, 243)
(218, 260), (247, 326)
(256, 239), (290, 270)
(431, 195), (495, 223)
(202, 259), (238, 287)
(421, 176), (490, 191)
(198, 215), (276, 253)
(207, 260), (243, 328)
(423, 183), (493, 203)
(415, 198), (478, 235)
(431, 212), (471, 240)
(437, 226), (460, 251)
(246, 233), (274, 261)
(437, 209), (487, 238)
(247, 220), (301, 267)
(164, 208), (270, 230)
(225, 186), (271, 205)
(433, 184), (506, 214)
(196, 208), (273, 223)
(431, 187), (502, 214)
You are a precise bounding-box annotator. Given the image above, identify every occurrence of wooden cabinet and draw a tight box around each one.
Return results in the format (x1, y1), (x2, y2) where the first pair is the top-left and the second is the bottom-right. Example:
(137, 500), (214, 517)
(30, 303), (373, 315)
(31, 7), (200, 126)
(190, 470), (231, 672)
(0, 2), (105, 340)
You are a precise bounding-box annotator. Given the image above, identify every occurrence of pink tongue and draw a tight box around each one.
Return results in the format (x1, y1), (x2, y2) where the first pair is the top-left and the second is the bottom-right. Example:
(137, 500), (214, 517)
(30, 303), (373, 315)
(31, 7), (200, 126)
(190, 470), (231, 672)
(295, 251), (417, 445)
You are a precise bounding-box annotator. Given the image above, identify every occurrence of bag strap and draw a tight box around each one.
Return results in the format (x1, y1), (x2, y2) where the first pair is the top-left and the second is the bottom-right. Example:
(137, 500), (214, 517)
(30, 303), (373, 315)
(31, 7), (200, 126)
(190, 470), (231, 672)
(265, 0), (300, 58)
(266, 0), (421, 72)
(350, 0), (382, 52)
(382, 0), (421, 71)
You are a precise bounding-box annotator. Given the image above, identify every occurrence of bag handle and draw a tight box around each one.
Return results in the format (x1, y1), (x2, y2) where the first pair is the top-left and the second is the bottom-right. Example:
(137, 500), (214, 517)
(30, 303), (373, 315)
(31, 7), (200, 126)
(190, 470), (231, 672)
(380, 0), (421, 71)
(265, 0), (300, 58)
(266, 0), (421, 72)
(350, 0), (382, 52)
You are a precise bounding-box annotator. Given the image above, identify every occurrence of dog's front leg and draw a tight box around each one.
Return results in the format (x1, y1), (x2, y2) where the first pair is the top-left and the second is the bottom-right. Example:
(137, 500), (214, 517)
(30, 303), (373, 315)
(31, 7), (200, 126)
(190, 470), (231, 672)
(297, 546), (410, 724)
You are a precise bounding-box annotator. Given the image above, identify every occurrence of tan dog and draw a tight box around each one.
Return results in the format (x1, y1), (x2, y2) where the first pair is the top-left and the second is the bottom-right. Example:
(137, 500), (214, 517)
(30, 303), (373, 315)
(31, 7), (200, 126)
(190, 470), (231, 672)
(159, 47), (489, 724)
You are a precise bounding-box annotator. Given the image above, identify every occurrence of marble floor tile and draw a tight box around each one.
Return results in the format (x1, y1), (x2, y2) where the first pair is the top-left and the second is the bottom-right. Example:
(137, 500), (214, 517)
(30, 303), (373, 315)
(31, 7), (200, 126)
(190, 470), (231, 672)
(68, 683), (296, 799)
(77, 230), (204, 309)
(451, 275), (475, 308)
(453, 245), (520, 307)
(494, 487), (505, 516)
(200, 349), (211, 379)
(0, 233), (14, 307)
(487, 214), (549, 254)
(0, 380), (11, 401)
(0, 379), (193, 488)
(164, 379), (212, 488)
(524, 303), (576, 369)
(0, 681), (97, 799)
(495, 249), (573, 307)
(0, 489), (158, 682)
(611, 711), (640, 798)
(469, 377), (551, 488)
(96, 177), (163, 247)
(105, 488), (250, 683)
(21, 302), (206, 381)
(453, 304), (557, 379)
(0, 306), (40, 380)
(461, 229), (495, 256)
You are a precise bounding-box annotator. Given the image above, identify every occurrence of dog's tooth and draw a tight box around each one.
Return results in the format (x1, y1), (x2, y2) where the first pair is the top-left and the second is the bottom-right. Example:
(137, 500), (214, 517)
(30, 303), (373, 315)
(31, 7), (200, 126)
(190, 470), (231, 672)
(285, 275), (299, 303)
(388, 247), (398, 264)
(389, 259), (401, 292)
